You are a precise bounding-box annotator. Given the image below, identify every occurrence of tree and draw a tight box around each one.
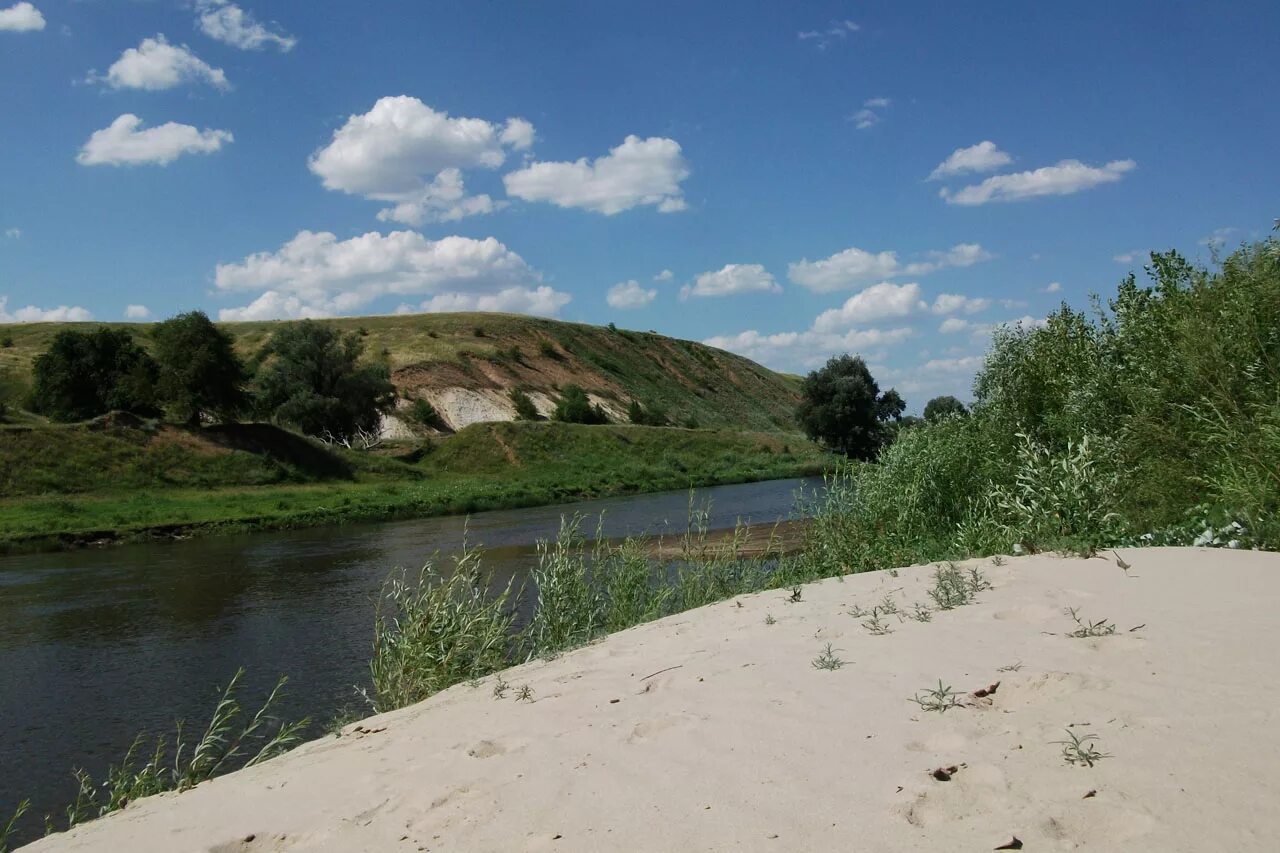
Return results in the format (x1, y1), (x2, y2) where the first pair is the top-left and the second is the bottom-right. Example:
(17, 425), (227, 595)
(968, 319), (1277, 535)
(553, 384), (609, 424)
(29, 328), (157, 421)
(628, 398), (668, 426)
(795, 354), (903, 459)
(923, 395), (968, 423)
(152, 311), (246, 425)
(254, 320), (396, 440)
(509, 388), (540, 420)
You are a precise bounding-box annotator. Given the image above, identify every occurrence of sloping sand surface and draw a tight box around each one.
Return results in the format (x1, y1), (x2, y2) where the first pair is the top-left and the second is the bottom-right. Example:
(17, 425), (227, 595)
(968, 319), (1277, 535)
(25, 548), (1280, 852)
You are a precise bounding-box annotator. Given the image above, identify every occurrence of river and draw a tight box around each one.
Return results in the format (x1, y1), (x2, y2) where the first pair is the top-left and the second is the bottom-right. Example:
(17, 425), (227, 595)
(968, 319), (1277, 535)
(0, 477), (812, 833)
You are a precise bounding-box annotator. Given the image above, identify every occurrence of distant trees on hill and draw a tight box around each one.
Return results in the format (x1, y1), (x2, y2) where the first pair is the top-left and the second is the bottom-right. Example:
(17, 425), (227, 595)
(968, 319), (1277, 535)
(923, 395), (968, 423)
(152, 311), (246, 425)
(29, 327), (159, 421)
(553, 384), (609, 425)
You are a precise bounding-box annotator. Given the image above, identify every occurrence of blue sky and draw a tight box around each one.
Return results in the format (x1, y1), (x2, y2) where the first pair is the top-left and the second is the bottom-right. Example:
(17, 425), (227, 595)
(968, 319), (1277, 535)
(2, 1), (1278, 404)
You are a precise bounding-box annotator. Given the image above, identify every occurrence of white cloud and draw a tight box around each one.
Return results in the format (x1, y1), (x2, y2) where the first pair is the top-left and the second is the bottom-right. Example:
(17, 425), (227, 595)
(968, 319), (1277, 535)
(680, 264), (780, 299)
(653, 269), (673, 282)
(0, 2), (44, 32)
(1199, 227), (1238, 246)
(214, 229), (564, 320)
(4, 228), (19, 239)
(927, 141), (1012, 180)
(798, 19), (859, 49)
(1113, 250), (1145, 264)
(373, 169), (500, 226)
(308, 96), (531, 221)
(938, 317), (970, 334)
(941, 159), (1135, 205)
(812, 282), (925, 332)
(90, 35), (229, 91)
(851, 97), (890, 130)
(77, 114), (233, 166)
(124, 304), (151, 319)
(788, 242), (991, 293)
(196, 1), (295, 52)
(704, 326), (912, 371)
(503, 135), (689, 215)
(0, 296), (92, 322)
(606, 280), (657, 310)
(931, 293), (991, 315)
(1044, 281), (1062, 294)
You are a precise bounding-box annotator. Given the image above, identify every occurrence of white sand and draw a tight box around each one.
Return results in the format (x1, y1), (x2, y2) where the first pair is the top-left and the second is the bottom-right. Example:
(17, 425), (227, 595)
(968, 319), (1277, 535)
(25, 547), (1280, 852)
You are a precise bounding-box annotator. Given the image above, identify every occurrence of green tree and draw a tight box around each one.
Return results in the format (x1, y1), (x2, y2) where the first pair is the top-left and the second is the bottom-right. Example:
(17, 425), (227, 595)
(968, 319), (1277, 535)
(254, 320), (396, 440)
(553, 384), (608, 425)
(628, 399), (668, 426)
(923, 395), (968, 423)
(796, 354), (903, 459)
(28, 328), (157, 421)
(509, 388), (540, 420)
(152, 311), (246, 425)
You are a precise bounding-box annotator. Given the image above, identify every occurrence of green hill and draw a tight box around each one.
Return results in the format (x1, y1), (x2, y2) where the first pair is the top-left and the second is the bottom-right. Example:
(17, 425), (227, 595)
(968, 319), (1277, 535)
(0, 312), (801, 433)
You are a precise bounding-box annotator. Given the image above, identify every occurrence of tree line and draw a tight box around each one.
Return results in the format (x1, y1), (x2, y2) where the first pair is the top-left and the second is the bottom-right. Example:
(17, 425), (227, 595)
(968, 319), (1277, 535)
(25, 313), (395, 441)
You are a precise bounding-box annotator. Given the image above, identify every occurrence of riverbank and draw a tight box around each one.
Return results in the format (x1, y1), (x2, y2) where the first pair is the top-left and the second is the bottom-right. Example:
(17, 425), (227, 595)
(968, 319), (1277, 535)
(23, 546), (1280, 852)
(0, 421), (831, 554)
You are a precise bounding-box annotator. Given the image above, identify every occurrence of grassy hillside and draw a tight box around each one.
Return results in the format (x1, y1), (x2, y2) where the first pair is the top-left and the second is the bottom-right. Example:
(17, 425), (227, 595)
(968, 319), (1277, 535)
(0, 312), (801, 432)
(0, 419), (830, 552)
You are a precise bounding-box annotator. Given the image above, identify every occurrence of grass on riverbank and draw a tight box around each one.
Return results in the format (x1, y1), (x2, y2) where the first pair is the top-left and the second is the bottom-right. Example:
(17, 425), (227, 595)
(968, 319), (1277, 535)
(0, 420), (830, 552)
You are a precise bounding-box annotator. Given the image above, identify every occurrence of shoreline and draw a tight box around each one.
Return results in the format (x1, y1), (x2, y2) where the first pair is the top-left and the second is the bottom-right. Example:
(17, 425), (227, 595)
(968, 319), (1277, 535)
(0, 464), (825, 557)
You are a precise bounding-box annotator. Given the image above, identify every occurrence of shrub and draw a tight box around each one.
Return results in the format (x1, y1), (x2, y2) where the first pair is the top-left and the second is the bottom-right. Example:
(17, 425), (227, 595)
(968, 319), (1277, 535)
(553, 384), (608, 424)
(408, 398), (445, 430)
(537, 339), (560, 359)
(473, 326), (486, 338)
(1, 335), (13, 348)
(29, 327), (158, 421)
(509, 387), (539, 421)
(627, 399), (668, 426)
(923, 395), (968, 423)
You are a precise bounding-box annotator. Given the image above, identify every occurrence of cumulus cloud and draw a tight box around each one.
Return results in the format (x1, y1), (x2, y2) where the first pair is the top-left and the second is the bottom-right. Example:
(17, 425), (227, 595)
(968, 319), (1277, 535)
(788, 242), (991, 293)
(927, 141), (1012, 180)
(798, 19), (859, 49)
(931, 293), (991, 315)
(0, 2), (44, 32)
(941, 159), (1135, 205)
(704, 326), (912, 371)
(196, 1), (295, 52)
(308, 96), (531, 222)
(0, 296), (92, 322)
(1113, 250), (1145, 264)
(124, 304), (151, 319)
(938, 317), (970, 334)
(89, 35), (228, 91)
(680, 264), (780, 299)
(503, 135), (689, 215)
(213, 229), (565, 320)
(1044, 281), (1062, 293)
(374, 169), (501, 226)
(77, 114), (233, 166)
(851, 97), (890, 130)
(653, 269), (673, 282)
(811, 282), (925, 332)
(606, 280), (657, 310)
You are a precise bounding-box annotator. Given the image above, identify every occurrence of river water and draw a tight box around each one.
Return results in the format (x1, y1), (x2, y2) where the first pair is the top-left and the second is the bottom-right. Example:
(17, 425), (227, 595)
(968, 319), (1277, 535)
(0, 477), (812, 832)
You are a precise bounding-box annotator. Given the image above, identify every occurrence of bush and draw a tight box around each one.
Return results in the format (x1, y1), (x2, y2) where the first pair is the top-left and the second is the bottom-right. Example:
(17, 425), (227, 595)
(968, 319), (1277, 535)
(152, 311), (246, 425)
(553, 384), (608, 425)
(796, 354), (904, 459)
(254, 320), (396, 441)
(627, 399), (668, 426)
(1, 335), (13, 349)
(408, 398), (445, 430)
(509, 388), (539, 420)
(923, 395), (968, 423)
(537, 339), (560, 360)
(28, 328), (158, 421)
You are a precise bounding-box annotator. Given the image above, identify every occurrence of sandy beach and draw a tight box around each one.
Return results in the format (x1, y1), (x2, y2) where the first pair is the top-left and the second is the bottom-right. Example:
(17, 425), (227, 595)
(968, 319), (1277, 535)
(24, 547), (1280, 852)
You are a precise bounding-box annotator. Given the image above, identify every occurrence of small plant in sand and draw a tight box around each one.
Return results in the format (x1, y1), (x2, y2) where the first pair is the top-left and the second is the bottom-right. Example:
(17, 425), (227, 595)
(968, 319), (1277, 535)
(786, 585), (803, 603)
(991, 554), (1006, 566)
(764, 613), (776, 625)
(997, 661), (1024, 672)
(1065, 607), (1117, 638)
(862, 612), (894, 635)
(877, 595), (900, 615)
(911, 679), (963, 712)
(515, 684), (534, 702)
(909, 602), (933, 622)
(812, 644), (846, 670)
(928, 563), (988, 610)
(492, 674), (511, 699)
(1053, 728), (1109, 767)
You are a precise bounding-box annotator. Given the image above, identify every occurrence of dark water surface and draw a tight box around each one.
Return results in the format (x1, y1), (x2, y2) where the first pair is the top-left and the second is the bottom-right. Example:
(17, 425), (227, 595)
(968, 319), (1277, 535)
(0, 477), (811, 830)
